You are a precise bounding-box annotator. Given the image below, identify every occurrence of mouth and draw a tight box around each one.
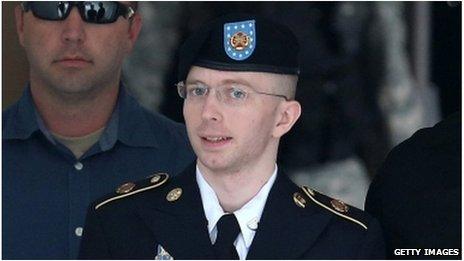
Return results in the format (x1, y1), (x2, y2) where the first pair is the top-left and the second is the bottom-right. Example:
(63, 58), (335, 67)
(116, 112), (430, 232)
(200, 135), (233, 148)
(54, 56), (92, 68)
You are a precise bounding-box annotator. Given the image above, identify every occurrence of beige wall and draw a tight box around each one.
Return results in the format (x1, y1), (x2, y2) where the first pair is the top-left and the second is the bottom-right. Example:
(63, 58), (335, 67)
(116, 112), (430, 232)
(2, 2), (29, 109)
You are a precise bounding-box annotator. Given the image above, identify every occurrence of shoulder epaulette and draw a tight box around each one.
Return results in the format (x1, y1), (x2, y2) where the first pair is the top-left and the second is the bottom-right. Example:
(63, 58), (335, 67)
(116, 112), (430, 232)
(300, 185), (368, 230)
(95, 173), (169, 210)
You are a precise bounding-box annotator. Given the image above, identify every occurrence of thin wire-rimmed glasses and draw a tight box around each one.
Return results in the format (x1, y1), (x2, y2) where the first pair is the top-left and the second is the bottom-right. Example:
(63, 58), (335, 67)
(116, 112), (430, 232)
(176, 81), (289, 106)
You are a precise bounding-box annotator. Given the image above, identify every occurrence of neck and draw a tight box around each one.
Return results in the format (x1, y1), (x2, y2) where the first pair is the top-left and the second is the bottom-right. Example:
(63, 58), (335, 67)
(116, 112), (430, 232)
(198, 158), (277, 213)
(30, 81), (120, 137)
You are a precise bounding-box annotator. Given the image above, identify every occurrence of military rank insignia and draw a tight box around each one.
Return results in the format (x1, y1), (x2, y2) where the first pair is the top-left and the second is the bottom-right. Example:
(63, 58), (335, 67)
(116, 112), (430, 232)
(155, 245), (173, 260)
(224, 19), (256, 61)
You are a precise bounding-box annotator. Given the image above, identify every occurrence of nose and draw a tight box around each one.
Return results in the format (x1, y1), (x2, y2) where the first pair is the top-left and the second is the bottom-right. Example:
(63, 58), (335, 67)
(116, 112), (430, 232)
(200, 91), (223, 122)
(61, 8), (86, 44)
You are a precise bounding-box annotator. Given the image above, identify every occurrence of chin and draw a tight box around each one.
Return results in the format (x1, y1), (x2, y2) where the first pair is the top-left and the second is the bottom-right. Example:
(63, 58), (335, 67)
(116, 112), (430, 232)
(50, 76), (99, 94)
(198, 156), (230, 172)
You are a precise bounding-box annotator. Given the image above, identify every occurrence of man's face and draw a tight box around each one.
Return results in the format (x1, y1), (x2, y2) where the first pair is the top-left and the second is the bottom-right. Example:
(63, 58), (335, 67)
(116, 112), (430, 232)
(183, 66), (289, 174)
(15, 2), (141, 95)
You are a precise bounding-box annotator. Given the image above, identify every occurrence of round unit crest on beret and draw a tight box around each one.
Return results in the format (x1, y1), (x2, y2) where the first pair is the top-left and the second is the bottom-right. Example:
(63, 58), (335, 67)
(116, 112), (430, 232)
(178, 13), (300, 81)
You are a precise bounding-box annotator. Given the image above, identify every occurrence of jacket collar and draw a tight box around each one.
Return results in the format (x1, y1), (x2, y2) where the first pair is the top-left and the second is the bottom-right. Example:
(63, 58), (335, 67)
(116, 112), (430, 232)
(135, 163), (333, 259)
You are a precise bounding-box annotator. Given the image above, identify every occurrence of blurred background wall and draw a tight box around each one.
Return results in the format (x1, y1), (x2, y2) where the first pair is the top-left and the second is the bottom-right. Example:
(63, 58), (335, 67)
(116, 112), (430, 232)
(2, 2), (29, 107)
(2, 2), (461, 208)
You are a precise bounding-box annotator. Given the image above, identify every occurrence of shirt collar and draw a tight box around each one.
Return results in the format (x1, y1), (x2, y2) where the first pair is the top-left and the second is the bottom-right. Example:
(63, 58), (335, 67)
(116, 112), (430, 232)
(97, 91), (120, 151)
(196, 166), (225, 237)
(4, 83), (159, 150)
(34, 106), (57, 145)
(116, 86), (159, 149)
(3, 84), (41, 140)
(196, 164), (278, 248)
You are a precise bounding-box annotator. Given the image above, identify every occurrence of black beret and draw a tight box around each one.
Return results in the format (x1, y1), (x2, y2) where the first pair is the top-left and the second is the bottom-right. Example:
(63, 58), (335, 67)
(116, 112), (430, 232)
(178, 13), (300, 82)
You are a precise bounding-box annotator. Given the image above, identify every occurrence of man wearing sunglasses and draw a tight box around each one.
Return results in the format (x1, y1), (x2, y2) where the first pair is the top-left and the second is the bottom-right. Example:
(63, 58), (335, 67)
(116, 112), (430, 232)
(79, 14), (385, 259)
(3, 1), (194, 259)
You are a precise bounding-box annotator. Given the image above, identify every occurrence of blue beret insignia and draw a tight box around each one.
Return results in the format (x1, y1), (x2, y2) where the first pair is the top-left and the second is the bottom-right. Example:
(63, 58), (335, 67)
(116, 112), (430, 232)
(224, 19), (256, 61)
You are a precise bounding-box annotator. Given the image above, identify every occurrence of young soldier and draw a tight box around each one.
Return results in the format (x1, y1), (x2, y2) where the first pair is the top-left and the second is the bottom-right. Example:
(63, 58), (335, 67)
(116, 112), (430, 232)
(79, 14), (385, 259)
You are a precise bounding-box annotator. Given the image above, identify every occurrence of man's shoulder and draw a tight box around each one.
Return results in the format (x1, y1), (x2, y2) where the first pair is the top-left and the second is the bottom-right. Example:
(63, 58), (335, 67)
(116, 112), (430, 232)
(290, 184), (385, 258)
(266, 180), (384, 258)
(136, 108), (193, 155)
(3, 100), (20, 124)
(3, 100), (28, 139)
(120, 91), (184, 131)
(391, 112), (460, 157)
(119, 93), (192, 154)
(88, 165), (197, 222)
(132, 102), (185, 132)
(372, 112), (460, 187)
(92, 172), (172, 212)
(297, 186), (374, 231)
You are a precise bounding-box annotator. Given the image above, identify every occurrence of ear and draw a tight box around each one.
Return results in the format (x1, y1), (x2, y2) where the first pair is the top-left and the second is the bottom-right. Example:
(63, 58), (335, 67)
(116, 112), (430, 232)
(126, 13), (142, 52)
(14, 5), (25, 47)
(272, 101), (301, 138)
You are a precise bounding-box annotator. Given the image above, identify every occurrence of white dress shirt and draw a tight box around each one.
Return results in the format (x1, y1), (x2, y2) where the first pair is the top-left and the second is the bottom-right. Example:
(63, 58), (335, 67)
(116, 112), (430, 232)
(196, 164), (278, 260)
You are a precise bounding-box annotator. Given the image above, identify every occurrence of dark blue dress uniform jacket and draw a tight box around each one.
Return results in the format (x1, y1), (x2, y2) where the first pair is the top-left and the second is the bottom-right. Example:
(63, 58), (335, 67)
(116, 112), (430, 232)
(79, 163), (385, 259)
(3, 85), (195, 259)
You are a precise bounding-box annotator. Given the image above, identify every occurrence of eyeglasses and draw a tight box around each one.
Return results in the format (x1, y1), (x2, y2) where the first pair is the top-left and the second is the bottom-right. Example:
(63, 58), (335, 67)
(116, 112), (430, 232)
(21, 1), (135, 24)
(177, 81), (289, 107)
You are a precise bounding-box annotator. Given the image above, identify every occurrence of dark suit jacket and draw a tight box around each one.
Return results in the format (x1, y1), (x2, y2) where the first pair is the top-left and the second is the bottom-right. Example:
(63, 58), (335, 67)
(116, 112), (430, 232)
(79, 163), (385, 259)
(365, 112), (461, 259)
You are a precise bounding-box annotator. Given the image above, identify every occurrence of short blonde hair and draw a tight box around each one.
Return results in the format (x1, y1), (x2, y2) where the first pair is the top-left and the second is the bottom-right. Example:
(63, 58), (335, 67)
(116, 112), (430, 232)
(274, 74), (298, 100)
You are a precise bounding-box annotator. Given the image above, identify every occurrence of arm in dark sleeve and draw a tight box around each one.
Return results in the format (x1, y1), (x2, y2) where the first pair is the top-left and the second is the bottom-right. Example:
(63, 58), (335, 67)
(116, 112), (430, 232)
(364, 148), (400, 258)
(365, 113), (462, 258)
(357, 217), (386, 259)
(362, 218), (386, 259)
(78, 206), (111, 259)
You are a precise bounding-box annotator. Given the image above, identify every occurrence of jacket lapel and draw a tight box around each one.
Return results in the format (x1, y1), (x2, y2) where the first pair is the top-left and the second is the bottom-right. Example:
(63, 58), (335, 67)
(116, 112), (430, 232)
(133, 165), (333, 259)
(247, 171), (332, 259)
(134, 163), (216, 259)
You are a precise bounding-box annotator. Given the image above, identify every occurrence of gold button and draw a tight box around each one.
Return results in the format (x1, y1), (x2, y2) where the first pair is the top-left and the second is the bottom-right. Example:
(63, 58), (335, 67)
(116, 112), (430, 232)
(331, 199), (349, 213)
(116, 182), (135, 194)
(166, 188), (182, 202)
(293, 192), (307, 208)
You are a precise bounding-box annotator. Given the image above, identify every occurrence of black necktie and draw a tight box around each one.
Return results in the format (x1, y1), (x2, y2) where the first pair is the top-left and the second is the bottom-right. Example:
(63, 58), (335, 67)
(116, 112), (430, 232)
(213, 214), (240, 259)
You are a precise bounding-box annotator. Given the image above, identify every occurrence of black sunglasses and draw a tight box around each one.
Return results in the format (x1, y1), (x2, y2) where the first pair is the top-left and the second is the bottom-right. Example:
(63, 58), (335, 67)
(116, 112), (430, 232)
(21, 1), (135, 24)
